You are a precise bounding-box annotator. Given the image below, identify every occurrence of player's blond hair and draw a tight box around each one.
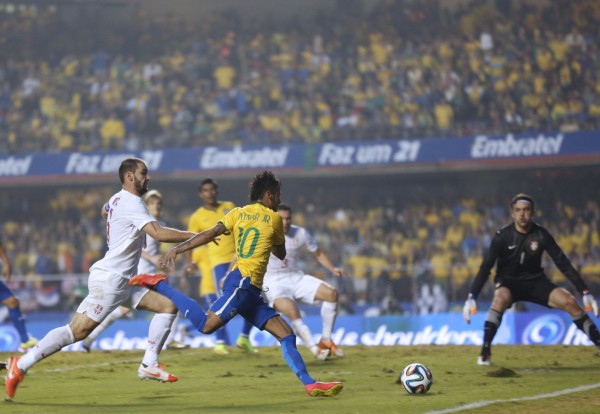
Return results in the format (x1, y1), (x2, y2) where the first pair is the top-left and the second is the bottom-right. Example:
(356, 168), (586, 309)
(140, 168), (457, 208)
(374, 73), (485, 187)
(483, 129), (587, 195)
(143, 189), (163, 203)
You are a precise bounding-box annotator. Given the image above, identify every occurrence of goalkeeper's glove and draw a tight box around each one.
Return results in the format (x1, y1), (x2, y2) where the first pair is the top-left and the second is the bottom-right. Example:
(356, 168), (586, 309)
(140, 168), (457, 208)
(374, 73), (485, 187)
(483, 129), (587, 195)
(463, 293), (477, 324)
(583, 290), (599, 318)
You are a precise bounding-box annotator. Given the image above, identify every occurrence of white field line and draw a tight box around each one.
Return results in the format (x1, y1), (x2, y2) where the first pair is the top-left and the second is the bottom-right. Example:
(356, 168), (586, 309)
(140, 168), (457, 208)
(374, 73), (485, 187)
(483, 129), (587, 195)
(426, 382), (600, 414)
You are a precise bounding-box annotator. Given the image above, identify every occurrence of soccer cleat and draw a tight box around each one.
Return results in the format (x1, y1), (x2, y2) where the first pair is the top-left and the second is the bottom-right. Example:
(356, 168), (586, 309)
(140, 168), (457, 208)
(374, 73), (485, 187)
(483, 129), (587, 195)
(19, 337), (38, 352)
(82, 337), (93, 353)
(5, 355), (26, 399)
(166, 341), (190, 350)
(305, 381), (343, 397)
(213, 343), (229, 355)
(314, 348), (330, 361)
(477, 353), (491, 366)
(318, 338), (344, 357)
(236, 336), (258, 353)
(137, 363), (178, 383)
(128, 273), (168, 289)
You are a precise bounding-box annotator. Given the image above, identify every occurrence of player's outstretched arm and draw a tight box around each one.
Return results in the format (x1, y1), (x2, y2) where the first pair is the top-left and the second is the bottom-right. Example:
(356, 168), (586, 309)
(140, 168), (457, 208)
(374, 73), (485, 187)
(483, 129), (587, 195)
(142, 221), (197, 243)
(463, 293), (478, 324)
(161, 223), (225, 268)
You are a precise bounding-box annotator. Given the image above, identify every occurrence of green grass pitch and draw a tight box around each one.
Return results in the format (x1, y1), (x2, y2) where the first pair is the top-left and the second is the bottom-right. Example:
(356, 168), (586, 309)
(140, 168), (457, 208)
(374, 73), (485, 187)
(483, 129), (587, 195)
(2, 345), (600, 414)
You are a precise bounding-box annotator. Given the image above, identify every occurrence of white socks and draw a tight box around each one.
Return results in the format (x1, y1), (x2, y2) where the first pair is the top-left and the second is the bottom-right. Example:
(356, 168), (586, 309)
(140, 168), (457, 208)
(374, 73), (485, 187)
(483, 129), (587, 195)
(291, 318), (315, 350)
(164, 312), (183, 346)
(142, 313), (175, 366)
(18, 324), (75, 372)
(320, 301), (338, 342)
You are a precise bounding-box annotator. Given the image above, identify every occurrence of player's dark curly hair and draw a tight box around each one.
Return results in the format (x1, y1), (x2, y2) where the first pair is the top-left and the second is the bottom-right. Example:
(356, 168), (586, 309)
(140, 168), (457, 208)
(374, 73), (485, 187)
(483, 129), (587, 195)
(118, 157), (145, 183)
(249, 171), (281, 202)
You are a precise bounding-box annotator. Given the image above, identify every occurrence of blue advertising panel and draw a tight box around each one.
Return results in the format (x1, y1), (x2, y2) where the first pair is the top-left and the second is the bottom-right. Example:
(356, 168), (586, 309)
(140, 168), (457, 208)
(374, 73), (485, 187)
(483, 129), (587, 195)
(1, 131), (599, 181)
(0, 311), (593, 352)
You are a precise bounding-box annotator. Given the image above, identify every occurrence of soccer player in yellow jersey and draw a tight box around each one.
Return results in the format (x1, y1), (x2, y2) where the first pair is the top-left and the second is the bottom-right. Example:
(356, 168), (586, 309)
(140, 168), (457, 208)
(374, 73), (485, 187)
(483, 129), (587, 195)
(130, 171), (343, 397)
(186, 178), (256, 354)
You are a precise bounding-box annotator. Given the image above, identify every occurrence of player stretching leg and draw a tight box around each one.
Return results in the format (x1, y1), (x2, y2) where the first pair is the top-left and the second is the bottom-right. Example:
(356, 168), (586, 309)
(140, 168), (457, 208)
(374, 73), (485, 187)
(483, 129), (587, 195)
(5, 158), (199, 399)
(131, 171), (343, 397)
(464, 193), (600, 365)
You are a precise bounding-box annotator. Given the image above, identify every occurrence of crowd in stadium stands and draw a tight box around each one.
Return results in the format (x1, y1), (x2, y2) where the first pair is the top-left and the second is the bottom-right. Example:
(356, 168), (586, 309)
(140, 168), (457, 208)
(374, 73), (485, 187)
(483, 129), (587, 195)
(2, 174), (600, 314)
(1, 0), (600, 153)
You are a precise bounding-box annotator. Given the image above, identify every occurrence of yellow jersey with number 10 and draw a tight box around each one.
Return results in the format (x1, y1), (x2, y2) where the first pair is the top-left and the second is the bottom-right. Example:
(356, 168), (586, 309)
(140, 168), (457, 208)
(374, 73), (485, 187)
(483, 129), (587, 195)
(219, 203), (284, 289)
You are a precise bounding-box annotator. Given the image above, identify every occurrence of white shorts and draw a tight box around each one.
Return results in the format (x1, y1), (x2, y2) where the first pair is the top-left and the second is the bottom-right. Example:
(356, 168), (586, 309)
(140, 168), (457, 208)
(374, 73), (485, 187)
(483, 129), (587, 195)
(262, 271), (330, 306)
(76, 268), (150, 323)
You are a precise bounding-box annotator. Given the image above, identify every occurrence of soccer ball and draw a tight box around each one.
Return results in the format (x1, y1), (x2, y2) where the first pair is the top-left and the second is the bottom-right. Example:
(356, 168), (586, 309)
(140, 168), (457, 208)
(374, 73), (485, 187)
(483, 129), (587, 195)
(400, 363), (433, 394)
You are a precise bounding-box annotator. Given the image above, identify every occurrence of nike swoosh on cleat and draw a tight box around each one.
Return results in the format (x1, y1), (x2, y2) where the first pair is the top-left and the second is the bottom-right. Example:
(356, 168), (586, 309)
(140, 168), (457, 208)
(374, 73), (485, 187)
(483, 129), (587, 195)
(141, 370), (162, 378)
(508, 245), (517, 249)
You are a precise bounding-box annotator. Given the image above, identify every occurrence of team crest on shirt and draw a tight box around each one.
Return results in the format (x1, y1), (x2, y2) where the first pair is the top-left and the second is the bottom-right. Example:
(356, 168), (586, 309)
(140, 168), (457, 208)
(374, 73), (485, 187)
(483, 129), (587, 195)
(530, 241), (539, 251)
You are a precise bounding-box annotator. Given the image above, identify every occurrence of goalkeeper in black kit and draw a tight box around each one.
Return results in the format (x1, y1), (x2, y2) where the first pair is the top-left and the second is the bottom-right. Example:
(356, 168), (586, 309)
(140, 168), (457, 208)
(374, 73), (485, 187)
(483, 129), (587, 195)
(463, 193), (600, 365)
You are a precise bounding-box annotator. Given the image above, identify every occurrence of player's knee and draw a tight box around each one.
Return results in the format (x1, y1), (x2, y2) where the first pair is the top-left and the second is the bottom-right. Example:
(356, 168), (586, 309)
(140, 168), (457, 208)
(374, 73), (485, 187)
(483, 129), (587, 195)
(164, 302), (178, 314)
(318, 286), (338, 303)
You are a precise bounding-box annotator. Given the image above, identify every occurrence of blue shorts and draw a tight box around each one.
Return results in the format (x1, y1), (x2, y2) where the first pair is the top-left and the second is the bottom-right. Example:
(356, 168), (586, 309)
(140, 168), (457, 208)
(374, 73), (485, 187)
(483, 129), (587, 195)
(212, 262), (230, 295)
(0, 281), (15, 301)
(210, 269), (277, 330)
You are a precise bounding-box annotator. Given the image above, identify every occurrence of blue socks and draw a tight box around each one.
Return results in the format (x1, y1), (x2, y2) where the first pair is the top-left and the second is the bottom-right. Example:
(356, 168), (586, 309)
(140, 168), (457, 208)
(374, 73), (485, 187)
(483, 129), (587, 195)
(8, 307), (29, 343)
(280, 334), (314, 385)
(241, 319), (253, 336)
(155, 282), (207, 332)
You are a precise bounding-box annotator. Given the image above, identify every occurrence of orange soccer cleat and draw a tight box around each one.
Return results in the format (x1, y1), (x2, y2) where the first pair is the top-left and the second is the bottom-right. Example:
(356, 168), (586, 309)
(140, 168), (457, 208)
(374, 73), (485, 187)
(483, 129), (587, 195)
(5, 355), (26, 399)
(318, 338), (345, 357)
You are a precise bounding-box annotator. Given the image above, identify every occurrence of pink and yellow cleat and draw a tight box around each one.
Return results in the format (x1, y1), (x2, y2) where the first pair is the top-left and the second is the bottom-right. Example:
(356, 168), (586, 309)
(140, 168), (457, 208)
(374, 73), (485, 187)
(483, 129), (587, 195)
(305, 381), (343, 397)
(128, 273), (169, 289)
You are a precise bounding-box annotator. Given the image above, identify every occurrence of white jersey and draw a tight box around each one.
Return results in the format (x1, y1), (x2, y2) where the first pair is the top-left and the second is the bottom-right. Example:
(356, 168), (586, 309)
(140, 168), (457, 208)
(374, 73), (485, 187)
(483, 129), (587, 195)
(138, 219), (164, 274)
(266, 224), (318, 275)
(90, 189), (155, 279)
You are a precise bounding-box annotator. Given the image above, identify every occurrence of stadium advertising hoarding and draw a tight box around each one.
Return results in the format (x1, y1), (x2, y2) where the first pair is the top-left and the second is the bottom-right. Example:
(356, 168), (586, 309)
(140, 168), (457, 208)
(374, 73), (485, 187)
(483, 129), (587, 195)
(0, 311), (595, 352)
(1, 130), (599, 181)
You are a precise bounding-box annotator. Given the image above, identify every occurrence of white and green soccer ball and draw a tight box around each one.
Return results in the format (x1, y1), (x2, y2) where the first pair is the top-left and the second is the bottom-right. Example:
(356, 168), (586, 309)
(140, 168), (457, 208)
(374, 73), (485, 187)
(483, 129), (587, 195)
(400, 363), (433, 394)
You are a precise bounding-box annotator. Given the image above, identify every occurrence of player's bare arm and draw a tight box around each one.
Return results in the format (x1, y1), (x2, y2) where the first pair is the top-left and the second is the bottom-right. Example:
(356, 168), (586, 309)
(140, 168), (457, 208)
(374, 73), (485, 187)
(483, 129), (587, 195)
(142, 221), (197, 243)
(161, 223), (225, 268)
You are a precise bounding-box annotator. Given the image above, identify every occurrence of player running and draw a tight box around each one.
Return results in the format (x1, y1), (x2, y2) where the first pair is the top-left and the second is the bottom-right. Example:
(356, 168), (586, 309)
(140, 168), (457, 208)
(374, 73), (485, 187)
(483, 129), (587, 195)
(5, 158), (198, 399)
(82, 189), (189, 352)
(129, 171), (343, 397)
